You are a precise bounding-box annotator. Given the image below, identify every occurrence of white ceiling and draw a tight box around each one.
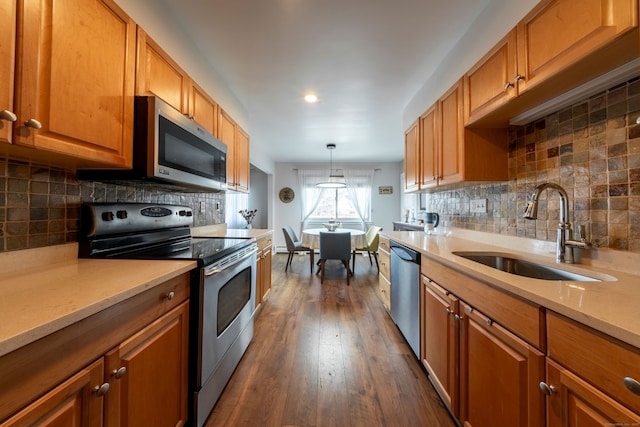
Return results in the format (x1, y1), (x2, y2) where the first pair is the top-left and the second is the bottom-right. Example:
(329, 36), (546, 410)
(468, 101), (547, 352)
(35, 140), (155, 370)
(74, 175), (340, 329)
(160, 0), (494, 164)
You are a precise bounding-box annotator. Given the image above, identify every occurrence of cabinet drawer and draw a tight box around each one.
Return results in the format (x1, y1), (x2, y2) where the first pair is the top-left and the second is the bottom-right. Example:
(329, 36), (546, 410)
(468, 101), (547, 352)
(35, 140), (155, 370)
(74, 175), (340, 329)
(547, 311), (640, 413)
(257, 235), (273, 251)
(378, 273), (390, 311)
(378, 248), (390, 280)
(422, 256), (545, 349)
(379, 237), (390, 253)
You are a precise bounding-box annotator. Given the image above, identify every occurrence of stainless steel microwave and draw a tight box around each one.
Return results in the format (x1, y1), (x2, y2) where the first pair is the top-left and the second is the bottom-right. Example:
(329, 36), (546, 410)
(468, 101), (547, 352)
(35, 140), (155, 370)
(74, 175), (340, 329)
(78, 96), (227, 191)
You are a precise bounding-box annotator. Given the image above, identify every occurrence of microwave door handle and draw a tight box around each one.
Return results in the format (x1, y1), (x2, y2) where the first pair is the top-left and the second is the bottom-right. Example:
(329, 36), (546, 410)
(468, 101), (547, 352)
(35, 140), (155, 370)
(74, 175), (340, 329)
(204, 247), (257, 276)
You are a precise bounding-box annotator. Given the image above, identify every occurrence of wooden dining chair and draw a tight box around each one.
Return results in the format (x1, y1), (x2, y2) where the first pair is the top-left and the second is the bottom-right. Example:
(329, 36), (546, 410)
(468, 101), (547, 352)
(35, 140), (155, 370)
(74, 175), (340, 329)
(282, 225), (314, 273)
(318, 231), (352, 285)
(352, 225), (383, 273)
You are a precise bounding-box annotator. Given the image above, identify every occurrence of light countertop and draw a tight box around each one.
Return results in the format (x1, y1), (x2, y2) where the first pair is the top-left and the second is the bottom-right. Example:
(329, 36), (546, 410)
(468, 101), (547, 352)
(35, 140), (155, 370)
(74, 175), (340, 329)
(381, 229), (640, 349)
(191, 224), (273, 240)
(0, 243), (196, 358)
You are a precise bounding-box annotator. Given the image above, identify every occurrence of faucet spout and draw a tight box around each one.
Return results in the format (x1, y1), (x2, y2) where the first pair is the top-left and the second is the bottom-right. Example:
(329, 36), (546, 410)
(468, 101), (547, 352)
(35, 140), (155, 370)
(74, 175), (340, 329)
(523, 183), (571, 263)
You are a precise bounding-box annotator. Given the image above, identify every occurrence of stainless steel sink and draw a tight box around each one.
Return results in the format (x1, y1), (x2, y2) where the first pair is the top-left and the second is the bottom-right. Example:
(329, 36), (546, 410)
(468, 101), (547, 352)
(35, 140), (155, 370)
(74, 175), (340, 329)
(452, 251), (602, 281)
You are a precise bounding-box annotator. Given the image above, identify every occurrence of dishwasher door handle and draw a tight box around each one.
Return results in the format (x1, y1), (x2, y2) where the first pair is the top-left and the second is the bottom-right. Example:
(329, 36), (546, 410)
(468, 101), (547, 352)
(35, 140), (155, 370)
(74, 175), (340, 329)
(390, 246), (417, 262)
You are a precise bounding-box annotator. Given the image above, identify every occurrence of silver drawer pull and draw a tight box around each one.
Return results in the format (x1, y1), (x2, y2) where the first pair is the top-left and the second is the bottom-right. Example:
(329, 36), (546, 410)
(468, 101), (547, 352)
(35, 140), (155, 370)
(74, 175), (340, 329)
(539, 382), (556, 396)
(623, 377), (640, 396)
(112, 366), (127, 379)
(0, 110), (17, 122)
(24, 118), (42, 129)
(165, 291), (175, 300)
(94, 382), (110, 396)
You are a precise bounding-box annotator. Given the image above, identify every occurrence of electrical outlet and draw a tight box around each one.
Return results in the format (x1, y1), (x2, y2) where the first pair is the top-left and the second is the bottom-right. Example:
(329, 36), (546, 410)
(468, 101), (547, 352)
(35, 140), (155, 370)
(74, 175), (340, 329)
(215, 202), (221, 211)
(470, 198), (487, 213)
(199, 201), (206, 213)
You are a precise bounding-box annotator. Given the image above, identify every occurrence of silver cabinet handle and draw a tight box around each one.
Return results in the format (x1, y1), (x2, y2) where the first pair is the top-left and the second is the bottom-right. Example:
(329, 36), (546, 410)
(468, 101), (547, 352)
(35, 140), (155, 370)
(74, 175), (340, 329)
(486, 318), (493, 326)
(539, 382), (556, 395)
(94, 382), (110, 396)
(165, 291), (175, 300)
(504, 81), (514, 90)
(112, 366), (127, 379)
(24, 118), (42, 129)
(623, 377), (640, 396)
(514, 74), (525, 83)
(0, 110), (17, 122)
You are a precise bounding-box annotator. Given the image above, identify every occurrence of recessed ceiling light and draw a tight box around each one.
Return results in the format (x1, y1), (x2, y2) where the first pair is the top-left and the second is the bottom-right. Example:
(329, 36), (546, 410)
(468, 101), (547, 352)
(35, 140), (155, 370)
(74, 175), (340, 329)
(304, 93), (318, 103)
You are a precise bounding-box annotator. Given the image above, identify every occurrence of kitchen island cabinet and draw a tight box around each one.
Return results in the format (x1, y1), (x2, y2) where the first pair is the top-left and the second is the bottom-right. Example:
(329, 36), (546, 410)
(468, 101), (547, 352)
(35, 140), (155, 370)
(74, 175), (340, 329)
(377, 236), (391, 311)
(0, 268), (191, 426)
(8, 0), (136, 168)
(256, 233), (273, 310)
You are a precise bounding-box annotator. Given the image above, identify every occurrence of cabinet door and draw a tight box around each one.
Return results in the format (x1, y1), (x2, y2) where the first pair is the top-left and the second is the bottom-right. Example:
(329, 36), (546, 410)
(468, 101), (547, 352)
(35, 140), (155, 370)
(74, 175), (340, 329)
(190, 82), (218, 136)
(421, 277), (459, 416)
(261, 246), (272, 302)
(404, 120), (419, 192)
(463, 29), (518, 126)
(460, 303), (545, 427)
(545, 358), (640, 427)
(419, 105), (438, 189)
(1, 359), (105, 427)
(438, 81), (464, 186)
(14, 0), (135, 167)
(0, 1), (16, 144)
(516, 0), (638, 94)
(136, 27), (190, 114)
(235, 126), (251, 193)
(218, 109), (238, 189)
(104, 302), (189, 427)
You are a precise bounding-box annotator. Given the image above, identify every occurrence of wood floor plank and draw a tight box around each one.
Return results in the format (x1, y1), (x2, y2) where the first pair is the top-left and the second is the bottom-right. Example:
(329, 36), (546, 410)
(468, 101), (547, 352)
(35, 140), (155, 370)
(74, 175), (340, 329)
(204, 253), (457, 427)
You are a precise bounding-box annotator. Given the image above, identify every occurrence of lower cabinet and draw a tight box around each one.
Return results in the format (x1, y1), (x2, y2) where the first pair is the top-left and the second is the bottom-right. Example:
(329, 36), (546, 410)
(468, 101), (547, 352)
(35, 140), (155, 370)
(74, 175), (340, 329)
(377, 236), (391, 311)
(459, 302), (545, 427)
(256, 233), (273, 309)
(0, 273), (190, 426)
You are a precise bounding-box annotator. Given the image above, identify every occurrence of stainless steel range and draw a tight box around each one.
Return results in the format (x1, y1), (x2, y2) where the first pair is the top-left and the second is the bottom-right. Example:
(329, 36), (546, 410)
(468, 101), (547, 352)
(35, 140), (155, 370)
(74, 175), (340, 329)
(79, 203), (257, 427)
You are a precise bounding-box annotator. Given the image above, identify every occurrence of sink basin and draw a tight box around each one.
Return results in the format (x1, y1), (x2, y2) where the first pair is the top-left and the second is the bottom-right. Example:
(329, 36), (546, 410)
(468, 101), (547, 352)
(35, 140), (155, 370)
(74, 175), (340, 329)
(452, 251), (601, 281)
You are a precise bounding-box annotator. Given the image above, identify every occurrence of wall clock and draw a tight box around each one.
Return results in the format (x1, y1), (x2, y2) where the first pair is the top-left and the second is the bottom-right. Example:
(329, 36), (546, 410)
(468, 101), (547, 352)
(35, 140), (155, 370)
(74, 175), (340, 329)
(279, 187), (295, 203)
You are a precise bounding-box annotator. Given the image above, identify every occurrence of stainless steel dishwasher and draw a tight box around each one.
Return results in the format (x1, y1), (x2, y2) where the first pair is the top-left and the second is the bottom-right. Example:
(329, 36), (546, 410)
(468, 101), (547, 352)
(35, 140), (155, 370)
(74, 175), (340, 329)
(390, 241), (421, 358)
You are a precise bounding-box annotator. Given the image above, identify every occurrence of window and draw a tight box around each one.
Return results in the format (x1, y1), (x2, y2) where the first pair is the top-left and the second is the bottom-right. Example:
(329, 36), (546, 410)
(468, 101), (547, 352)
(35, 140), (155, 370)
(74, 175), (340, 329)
(307, 188), (360, 219)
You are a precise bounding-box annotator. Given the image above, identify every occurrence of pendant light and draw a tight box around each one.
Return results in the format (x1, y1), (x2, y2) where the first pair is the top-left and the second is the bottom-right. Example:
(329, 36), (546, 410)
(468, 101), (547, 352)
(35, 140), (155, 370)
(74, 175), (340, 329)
(316, 143), (346, 188)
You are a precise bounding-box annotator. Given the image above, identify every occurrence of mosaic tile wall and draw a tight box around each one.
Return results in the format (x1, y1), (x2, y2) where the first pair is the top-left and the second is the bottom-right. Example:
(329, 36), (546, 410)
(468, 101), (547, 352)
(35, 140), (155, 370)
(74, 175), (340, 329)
(0, 158), (226, 252)
(423, 78), (640, 252)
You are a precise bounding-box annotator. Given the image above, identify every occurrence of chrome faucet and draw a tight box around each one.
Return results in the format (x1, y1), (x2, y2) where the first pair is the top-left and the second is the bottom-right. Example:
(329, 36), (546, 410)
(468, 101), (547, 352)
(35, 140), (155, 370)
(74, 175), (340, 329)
(523, 183), (589, 263)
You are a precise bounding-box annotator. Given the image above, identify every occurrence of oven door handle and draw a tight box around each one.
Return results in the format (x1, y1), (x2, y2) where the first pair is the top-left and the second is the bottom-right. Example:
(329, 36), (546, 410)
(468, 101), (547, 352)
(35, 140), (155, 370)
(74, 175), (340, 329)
(204, 247), (257, 276)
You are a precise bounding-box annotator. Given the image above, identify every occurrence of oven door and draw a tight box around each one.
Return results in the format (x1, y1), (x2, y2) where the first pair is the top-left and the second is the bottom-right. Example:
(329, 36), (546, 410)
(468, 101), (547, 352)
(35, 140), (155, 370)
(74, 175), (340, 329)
(198, 244), (257, 387)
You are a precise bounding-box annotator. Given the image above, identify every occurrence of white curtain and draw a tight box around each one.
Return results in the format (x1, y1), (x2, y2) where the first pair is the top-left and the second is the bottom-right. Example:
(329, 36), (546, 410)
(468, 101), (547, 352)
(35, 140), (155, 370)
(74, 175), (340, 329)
(297, 169), (328, 233)
(225, 192), (249, 229)
(343, 169), (375, 230)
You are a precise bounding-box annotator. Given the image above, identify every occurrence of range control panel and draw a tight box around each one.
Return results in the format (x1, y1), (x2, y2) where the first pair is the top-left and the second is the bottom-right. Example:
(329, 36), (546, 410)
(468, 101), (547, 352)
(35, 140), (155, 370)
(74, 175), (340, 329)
(82, 203), (194, 237)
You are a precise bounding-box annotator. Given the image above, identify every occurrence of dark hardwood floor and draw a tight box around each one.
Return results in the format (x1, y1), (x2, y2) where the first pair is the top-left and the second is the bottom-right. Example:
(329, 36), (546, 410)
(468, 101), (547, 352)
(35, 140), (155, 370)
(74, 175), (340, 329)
(205, 253), (456, 427)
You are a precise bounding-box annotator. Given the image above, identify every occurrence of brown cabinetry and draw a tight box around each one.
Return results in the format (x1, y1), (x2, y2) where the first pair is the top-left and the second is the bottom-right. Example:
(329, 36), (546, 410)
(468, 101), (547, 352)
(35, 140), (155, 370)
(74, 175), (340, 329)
(420, 255), (546, 427)
(544, 311), (640, 424)
(190, 81), (219, 137)
(219, 109), (250, 193)
(9, 0), (135, 168)
(404, 80), (508, 191)
(464, 0), (638, 126)
(0, 1), (16, 144)
(377, 236), (391, 311)
(256, 233), (273, 309)
(421, 277), (459, 415)
(459, 302), (545, 427)
(0, 273), (190, 426)
(136, 27), (190, 115)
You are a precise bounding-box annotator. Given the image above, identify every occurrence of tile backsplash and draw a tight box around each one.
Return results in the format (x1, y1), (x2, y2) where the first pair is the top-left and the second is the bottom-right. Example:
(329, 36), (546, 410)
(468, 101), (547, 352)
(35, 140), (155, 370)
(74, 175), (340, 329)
(422, 78), (640, 252)
(0, 159), (225, 252)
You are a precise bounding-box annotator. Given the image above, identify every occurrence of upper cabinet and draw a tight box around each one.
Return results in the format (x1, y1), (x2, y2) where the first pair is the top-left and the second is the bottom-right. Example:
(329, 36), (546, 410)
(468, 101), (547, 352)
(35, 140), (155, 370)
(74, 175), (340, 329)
(135, 28), (190, 115)
(0, 1), (16, 144)
(189, 81), (219, 137)
(219, 109), (250, 193)
(464, 0), (638, 126)
(405, 80), (508, 192)
(9, 0), (136, 168)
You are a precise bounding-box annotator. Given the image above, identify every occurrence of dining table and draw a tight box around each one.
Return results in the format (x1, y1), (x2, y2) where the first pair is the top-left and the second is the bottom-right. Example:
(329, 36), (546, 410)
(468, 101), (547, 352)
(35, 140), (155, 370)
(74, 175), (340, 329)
(301, 227), (366, 251)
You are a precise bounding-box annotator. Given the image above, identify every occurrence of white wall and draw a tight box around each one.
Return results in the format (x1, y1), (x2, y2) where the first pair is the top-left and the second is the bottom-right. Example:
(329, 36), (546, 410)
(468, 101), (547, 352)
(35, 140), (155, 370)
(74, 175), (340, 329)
(403, 0), (540, 129)
(272, 162), (402, 251)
